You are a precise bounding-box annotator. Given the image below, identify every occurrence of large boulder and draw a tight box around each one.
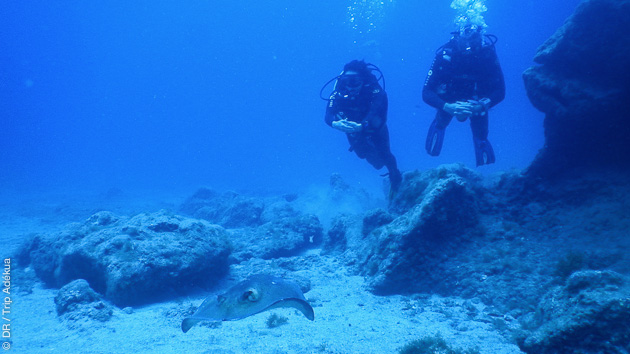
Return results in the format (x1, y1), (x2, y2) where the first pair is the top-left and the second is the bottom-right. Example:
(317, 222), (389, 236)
(361, 166), (481, 294)
(228, 215), (323, 262)
(179, 187), (325, 262)
(180, 188), (307, 227)
(180, 188), (265, 228)
(361, 209), (394, 236)
(388, 164), (484, 215)
(322, 215), (353, 254)
(55, 279), (113, 324)
(21, 210), (232, 306)
(521, 270), (630, 354)
(523, 0), (630, 177)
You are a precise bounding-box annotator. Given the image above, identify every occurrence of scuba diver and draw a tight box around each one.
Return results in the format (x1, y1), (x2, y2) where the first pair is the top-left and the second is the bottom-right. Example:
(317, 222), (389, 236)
(321, 60), (402, 196)
(423, 23), (505, 166)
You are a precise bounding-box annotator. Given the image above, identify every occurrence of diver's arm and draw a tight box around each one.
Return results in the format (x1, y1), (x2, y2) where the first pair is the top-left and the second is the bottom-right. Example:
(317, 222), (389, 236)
(423, 86), (447, 111)
(325, 94), (363, 133)
(422, 56), (448, 110)
(480, 49), (506, 108)
(361, 90), (388, 133)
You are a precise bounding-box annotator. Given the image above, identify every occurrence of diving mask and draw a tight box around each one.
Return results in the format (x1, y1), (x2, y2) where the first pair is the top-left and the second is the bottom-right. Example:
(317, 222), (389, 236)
(341, 75), (363, 89)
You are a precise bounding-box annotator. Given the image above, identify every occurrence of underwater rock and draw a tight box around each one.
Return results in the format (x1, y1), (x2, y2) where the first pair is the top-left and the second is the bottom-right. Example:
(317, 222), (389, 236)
(329, 173), (351, 196)
(564, 269), (624, 293)
(388, 164), (483, 215)
(521, 270), (630, 353)
(55, 279), (113, 322)
(254, 214), (323, 259)
(259, 199), (301, 223)
(180, 188), (326, 262)
(327, 173), (373, 205)
(322, 214), (371, 265)
(523, 0), (630, 177)
(227, 215), (323, 262)
(23, 210), (232, 306)
(180, 188), (265, 228)
(362, 208), (394, 236)
(322, 215), (353, 254)
(361, 167), (480, 294)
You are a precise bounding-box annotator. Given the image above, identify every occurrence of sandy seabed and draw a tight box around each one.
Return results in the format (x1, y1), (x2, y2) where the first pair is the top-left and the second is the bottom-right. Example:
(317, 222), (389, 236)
(0, 191), (524, 354)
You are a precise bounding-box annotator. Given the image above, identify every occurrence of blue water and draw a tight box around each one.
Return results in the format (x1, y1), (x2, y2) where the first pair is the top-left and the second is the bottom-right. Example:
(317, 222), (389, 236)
(0, 0), (581, 196)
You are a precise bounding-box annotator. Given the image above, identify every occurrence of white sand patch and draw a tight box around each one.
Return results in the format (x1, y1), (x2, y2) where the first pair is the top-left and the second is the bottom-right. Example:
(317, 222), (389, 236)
(9, 254), (523, 354)
(3, 191), (523, 354)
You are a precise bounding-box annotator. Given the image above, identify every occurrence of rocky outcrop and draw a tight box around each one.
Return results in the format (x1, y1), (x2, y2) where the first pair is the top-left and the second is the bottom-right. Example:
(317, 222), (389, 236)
(323, 216), (351, 254)
(361, 209), (394, 236)
(227, 215), (323, 262)
(180, 188), (266, 228)
(523, 0), (630, 177)
(21, 210), (232, 306)
(180, 188), (323, 263)
(388, 164), (484, 215)
(521, 270), (630, 354)
(55, 279), (113, 323)
(360, 165), (482, 294)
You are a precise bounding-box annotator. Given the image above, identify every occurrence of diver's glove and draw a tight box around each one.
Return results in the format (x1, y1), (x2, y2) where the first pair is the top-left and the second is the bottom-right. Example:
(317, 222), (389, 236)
(479, 97), (491, 109)
(467, 98), (491, 116)
(332, 119), (363, 133)
(444, 101), (473, 122)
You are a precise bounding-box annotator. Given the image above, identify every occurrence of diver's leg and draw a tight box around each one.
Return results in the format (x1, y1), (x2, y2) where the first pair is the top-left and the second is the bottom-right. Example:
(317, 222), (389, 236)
(425, 110), (452, 156)
(373, 125), (402, 193)
(349, 132), (384, 170)
(362, 137), (385, 169)
(347, 134), (367, 158)
(470, 114), (495, 166)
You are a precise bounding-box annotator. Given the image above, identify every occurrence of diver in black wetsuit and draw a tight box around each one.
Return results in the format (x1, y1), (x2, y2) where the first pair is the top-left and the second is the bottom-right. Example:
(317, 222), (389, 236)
(322, 60), (402, 195)
(423, 24), (505, 166)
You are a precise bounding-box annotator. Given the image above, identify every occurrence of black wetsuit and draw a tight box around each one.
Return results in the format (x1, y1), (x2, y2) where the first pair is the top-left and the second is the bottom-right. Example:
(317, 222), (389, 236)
(325, 83), (401, 187)
(423, 36), (505, 165)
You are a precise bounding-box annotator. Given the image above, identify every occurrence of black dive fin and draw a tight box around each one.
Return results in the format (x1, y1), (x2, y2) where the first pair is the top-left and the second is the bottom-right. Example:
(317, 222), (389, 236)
(473, 137), (495, 166)
(425, 119), (445, 156)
